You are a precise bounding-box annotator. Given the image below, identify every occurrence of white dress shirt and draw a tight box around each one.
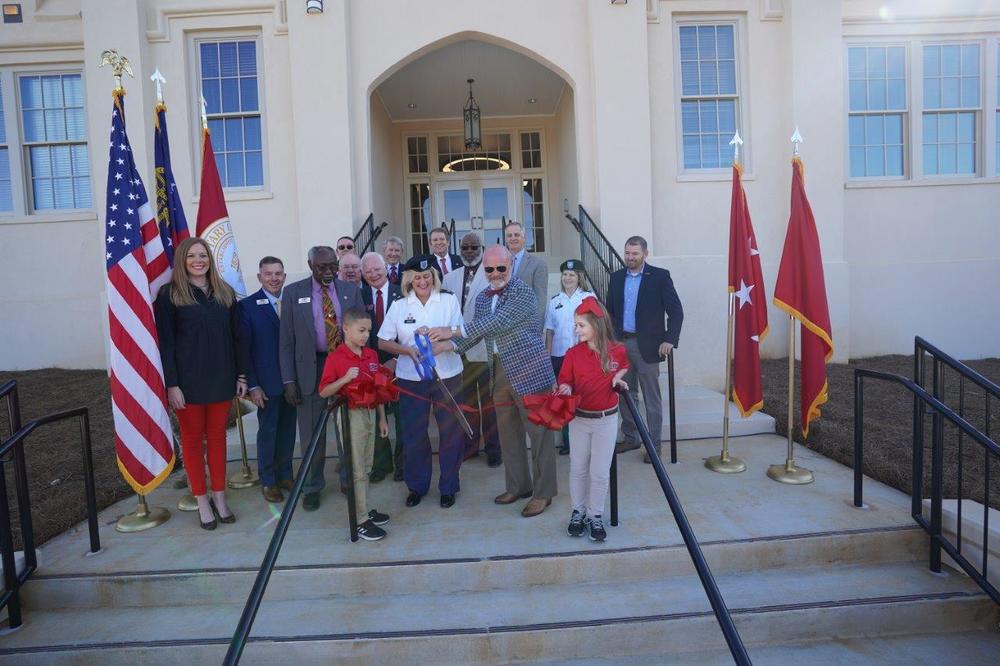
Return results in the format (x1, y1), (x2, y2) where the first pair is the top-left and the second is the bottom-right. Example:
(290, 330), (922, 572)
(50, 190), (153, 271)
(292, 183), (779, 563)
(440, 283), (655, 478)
(378, 290), (464, 381)
(544, 288), (595, 357)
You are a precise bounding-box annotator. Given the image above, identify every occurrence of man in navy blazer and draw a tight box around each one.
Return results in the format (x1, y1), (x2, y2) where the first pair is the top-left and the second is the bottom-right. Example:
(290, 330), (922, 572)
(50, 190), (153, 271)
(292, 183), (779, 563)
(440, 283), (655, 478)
(605, 236), (684, 461)
(429, 227), (463, 280)
(237, 256), (297, 503)
(360, 251), (405, 482)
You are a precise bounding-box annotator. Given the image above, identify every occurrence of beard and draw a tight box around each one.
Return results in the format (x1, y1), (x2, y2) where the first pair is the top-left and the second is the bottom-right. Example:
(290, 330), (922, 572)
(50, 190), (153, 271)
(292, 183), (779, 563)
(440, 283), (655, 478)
(462, 253), (483, 268)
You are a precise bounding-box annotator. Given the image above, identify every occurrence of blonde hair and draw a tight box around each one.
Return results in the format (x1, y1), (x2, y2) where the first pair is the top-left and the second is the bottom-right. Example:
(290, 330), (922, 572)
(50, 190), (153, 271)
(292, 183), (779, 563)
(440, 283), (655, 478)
(576, 300), (617, 374)
(400, 267), (442, 297)
(169, 237), (236, 307)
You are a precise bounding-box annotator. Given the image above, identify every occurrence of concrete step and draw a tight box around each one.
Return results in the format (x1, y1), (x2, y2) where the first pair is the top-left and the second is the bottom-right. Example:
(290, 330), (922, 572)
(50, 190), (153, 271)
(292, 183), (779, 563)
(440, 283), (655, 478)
(21, 526), (925, 611)
(1, 562), (993, 663)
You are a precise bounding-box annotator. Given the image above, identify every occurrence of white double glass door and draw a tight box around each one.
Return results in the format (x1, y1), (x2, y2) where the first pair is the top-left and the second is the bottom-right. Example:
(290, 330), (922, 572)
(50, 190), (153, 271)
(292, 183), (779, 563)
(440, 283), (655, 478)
(437, 178), (514, 248)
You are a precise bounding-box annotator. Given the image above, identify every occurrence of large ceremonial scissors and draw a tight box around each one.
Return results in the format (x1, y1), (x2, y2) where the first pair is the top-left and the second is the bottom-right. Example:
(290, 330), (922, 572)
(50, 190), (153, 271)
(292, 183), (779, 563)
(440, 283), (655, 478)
(414, 333), (474, 438)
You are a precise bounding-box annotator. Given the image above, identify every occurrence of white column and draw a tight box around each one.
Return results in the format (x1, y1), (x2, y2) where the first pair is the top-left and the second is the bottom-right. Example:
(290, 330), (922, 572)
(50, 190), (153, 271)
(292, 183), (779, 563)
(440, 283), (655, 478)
(587, 0), (655, 253)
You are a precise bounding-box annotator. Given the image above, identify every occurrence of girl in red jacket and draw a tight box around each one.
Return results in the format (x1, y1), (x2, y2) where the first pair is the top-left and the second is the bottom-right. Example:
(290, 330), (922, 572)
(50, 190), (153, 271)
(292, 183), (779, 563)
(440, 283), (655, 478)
(556, 297), (629, 542)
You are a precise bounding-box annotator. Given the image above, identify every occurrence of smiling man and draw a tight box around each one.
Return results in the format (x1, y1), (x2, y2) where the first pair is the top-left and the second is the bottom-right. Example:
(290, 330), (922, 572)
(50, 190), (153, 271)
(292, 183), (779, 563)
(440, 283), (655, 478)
(279, 245), (363, 510)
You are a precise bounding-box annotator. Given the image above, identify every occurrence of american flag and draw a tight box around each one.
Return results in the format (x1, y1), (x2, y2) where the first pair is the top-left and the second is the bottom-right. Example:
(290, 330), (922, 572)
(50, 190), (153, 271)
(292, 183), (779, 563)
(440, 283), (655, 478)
(105, 89), (175, 494)
(153, 102), (190, 267)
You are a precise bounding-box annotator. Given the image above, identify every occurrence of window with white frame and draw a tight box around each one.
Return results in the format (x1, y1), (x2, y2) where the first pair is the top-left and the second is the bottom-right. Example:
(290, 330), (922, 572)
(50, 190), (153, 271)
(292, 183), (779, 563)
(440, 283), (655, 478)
(0, 81), (11, 212)
(678, 23), (740, 170)
(848, 46), (906, 177)
(198, 38), (264, 188)
(923, 43), (980, 176)
(19, 73), (91, 210)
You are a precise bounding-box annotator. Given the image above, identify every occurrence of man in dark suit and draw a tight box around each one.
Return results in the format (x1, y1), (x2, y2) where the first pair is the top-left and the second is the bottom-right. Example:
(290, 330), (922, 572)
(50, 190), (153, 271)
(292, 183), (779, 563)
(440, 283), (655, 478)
(238, 256), (298, 503)
(429, 227), (462, 280)
(605, 235), (684, 461)
(279, 245), (364, 510)
(360, 251), (404, 482)
(382, 235), (405, 285)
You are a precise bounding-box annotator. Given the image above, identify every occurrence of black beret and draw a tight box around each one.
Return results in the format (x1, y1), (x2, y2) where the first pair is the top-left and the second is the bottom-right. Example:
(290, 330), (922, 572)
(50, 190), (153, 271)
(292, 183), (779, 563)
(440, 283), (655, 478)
(403, 254), (436, 273)
(560, 259), (585, 273)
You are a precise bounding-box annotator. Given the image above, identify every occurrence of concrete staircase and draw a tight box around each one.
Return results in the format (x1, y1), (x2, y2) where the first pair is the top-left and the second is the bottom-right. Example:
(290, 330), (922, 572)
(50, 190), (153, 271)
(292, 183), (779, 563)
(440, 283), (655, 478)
(2, 436), (998, 664)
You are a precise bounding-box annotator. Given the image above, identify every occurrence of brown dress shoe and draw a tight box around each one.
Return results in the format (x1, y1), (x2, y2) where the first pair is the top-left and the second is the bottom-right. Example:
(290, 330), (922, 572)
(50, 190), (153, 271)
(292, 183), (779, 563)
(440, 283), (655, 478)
(521, 497), (551, 517)
(615, 441), (640, 454)
(494, 491), (532, 505)
(262, 486), (284, 503)
(277, 479), (293, 491)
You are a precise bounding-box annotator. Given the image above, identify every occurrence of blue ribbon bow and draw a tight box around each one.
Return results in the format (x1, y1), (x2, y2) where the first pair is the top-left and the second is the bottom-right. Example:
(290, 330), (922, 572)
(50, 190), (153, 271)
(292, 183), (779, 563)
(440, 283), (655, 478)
(413, 333), (437, 381)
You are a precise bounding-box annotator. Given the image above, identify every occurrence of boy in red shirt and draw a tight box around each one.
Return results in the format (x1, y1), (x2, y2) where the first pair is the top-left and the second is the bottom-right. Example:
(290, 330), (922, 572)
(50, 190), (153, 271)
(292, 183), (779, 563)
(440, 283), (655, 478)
(319, 307), (390, 541)
(556, 297), (629, 542)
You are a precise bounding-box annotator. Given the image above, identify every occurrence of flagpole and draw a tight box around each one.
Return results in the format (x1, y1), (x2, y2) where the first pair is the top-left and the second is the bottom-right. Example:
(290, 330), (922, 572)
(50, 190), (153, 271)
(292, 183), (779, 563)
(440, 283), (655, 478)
(707, 131), (746, 474)
(767, 129), (814, 485)
(228, 398), (260, 488)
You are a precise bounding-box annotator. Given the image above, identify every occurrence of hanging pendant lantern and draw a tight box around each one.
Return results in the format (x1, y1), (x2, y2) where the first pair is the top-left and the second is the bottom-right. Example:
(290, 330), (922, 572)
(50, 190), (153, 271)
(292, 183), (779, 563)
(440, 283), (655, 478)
(463, 78), (482, 151)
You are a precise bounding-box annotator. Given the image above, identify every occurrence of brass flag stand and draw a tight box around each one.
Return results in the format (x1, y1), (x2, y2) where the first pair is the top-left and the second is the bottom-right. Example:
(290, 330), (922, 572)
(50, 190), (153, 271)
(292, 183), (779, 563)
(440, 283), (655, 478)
(707, 132), (747, 475)
(228, 398), (260, 489)
(767, 130), (814, 485)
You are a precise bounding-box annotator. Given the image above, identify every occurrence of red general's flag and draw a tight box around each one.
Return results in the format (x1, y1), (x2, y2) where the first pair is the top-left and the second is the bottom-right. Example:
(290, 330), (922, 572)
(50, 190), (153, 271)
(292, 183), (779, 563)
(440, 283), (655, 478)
(773, 157), (834, 437)
(196, 127), (247, 298)
(728, 163), (768, 416)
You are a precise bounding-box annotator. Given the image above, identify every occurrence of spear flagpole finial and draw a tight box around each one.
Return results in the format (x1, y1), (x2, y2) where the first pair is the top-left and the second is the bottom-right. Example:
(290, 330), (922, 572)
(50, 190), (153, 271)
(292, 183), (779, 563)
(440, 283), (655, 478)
(199, 95), (208, 131)
(729, 130), (744, 164)
(150, 69), (165, 103)
(99, 49), (134, 92)
(790, 126), (803, 157)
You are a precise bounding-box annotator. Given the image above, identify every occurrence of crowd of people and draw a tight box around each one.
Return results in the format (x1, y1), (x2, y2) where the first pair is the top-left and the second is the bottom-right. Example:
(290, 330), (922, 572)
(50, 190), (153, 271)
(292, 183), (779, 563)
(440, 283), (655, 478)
(154, 223), (683, 542)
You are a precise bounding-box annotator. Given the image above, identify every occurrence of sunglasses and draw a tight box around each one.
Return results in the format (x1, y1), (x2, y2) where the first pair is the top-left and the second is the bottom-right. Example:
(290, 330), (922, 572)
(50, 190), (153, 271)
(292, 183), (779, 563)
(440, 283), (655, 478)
(461, 245), (481, 250)
(483, 265), (508, 274)
(337, 244), (354, 251)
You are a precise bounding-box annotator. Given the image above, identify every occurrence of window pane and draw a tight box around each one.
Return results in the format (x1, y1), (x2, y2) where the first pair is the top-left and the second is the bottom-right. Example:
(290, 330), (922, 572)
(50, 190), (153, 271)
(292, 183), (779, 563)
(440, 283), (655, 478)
(683, 135), (700, 169)
(940, 144), (957, 172)
(214, 152), (226, 183)
(940, 45), (960, 76)
(41, 75), (63, 108)
(923, 115), (937, 143)
(887, 47), (905, 78)
(71, 144), (89, 176)
(220, 42), (239, 77)
(958, 112), (974, 143)
(849, 146), (865, 177)
(923, 145), (938, 175)
(941, 77), (959, 108)
(240, 77), (258, 112)
(681, 61), (699, 95)
(244, 116), (261, 150)
(698, 26), (717, 60)
(849, 81), (867, 111)
(848, 48), (866, 78)
(957, 143), (974, 173)
(202, 79), (221, 115)
(44, 110), (66, 141)
(245, 151), (263, 187)
(865, 147), (884, 176)
(33, 178), (54, 209)
(74, 177), (92, 208)
(699, 61), (718, 94)
(887, 79), (905, 110)
(51, 145), (72, 177)
(924, 80), (940, 108)
(22, 109), (44, 142)
(19, 76), (42, 109)
(53, 177), (73, 208)
(718, 100), (736, 132)
(865, 115), (884, 145)
(226, 151), (245, 187)
(679, 27), (697, 60)
(201, 43), (220, 78)
(30, 146), (52, 177)
(238, 41), (257, 76)
(849, 116), (864, 145)
(208, 119), (225, 146)
(924, 46), (940, 77)
(700, 104), (718, 132)
(63, 75), (83, 107)
(885, 114), (902, 144)
(868, 80), (886, 109)
(225, 117), (244, 151)
(66, 108), (86, 141)
(221, 78), (240, 113)
(701, 135), (720, 167)
(867, 47), (886, 78)
(718, 60), (736, 94)
(717, 25), (734, 59)
(961, 44), (979, 75)
(0, 148), (11, 212)
(939, 113), (956, 142)
(885, 146), (903, 176)
(681, 101), (699, 132)
(960, 77), (978, 108)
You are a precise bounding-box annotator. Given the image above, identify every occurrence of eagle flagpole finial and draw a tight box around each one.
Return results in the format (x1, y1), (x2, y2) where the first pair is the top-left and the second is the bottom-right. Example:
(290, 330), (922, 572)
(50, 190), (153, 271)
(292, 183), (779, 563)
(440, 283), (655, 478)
(99, 50), (134, 92)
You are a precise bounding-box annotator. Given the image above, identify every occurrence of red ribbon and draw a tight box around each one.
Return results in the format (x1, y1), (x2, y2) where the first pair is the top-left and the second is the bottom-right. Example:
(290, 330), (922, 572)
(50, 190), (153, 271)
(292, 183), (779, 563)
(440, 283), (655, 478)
(522, 393), (580, 431)
(345, 368), (400, 409)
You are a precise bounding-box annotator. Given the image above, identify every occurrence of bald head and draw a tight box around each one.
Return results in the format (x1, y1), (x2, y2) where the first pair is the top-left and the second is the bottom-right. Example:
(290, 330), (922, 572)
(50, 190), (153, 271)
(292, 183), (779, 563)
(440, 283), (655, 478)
(482, 245), (513, 290)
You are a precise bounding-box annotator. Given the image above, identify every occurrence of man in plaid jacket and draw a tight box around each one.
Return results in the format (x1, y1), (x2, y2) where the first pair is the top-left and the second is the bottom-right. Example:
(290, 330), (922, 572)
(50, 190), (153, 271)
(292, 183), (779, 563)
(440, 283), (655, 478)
(430, 245), (557, 517)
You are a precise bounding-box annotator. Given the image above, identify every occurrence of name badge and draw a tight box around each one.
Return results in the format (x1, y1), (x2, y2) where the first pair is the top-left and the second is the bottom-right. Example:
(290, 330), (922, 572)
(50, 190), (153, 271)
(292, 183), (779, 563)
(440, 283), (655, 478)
(298, 297), (311, 304)
(256, 298), (269, 305)
(403, 315), (417, 324)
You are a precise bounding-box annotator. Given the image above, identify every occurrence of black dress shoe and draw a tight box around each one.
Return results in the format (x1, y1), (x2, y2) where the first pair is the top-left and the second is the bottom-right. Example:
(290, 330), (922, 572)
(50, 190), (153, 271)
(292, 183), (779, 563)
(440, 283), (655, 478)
(557, 444), (570, 455)
(210, 499), (236, 524)
(393, 469), (404, 482)
(487, 456), (503, 468)
(303, 492), (321, 511)
(440, 494), (455, 508)
(405, 491), (421, 507)
(369, 469), (387, 484)
(199, 516), (217, 531)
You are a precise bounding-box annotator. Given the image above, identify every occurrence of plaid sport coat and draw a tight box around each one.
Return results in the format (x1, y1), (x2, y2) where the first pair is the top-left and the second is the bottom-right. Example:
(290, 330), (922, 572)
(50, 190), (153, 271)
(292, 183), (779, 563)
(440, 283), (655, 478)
(455, 276), (555, 397)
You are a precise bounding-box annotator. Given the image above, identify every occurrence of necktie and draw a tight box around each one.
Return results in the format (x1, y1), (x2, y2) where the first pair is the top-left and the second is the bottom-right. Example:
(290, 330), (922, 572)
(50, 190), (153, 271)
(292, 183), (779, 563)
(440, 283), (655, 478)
(375, 288), (384, 326)
(321, 286), (341, 351)
(389, 265), (398, 283)
(274, 298), (281, 317)
(440, 256), (449, 276)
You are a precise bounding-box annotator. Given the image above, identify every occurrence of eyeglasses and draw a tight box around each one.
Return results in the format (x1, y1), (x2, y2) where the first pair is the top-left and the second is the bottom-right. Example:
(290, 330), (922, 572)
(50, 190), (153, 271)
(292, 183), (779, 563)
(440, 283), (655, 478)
(483, 265), (508, 274)
(337, 244), (354, 251)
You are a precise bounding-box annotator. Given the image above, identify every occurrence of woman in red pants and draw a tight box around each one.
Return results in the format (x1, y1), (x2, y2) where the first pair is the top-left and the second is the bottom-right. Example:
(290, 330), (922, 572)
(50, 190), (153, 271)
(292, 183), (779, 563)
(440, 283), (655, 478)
(155, 237), (246, 529)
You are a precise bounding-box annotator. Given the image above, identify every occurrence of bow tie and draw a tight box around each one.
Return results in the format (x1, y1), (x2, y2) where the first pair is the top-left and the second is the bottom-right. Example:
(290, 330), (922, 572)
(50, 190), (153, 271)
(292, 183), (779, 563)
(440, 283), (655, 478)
(484, 286), (507, 298)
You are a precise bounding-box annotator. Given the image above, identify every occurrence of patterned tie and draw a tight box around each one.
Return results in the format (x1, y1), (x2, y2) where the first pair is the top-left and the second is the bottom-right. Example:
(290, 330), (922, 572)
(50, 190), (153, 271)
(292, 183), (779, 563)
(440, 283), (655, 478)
(321, 286), (341, 351)
(274, 298), (281, 317)
(375, 288), (384, 326)
(389, 265), (398, 283)
(440, 256), (449, 276)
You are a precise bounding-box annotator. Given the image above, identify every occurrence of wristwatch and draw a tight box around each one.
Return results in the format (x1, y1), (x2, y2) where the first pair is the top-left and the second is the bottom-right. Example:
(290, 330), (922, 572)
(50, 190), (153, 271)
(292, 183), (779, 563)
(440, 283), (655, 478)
(450, 325), (459, 334)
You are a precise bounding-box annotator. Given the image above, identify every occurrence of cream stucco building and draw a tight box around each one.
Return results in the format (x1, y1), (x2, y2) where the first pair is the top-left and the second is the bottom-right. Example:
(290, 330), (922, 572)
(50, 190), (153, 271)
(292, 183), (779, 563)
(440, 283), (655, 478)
(1, 0), (998, 389)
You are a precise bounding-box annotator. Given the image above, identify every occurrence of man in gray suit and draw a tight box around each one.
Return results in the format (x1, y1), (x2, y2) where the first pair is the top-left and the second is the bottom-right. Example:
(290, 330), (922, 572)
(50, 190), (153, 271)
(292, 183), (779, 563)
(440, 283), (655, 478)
(279, 245), (363, 511)
(505, 221), (547, 326)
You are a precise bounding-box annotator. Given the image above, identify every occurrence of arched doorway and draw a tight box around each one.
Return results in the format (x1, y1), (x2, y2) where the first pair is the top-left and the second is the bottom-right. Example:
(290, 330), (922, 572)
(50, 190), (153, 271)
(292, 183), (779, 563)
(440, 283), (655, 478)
(368, 39), (578, 266)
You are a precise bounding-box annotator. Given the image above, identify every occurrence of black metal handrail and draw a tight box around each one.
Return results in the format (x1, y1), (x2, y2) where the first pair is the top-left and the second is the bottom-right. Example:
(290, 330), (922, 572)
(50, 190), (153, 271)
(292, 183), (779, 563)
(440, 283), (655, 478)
(0, 390), (101, 629)
(353, 213), (389, 257)
(447, 218), (458, 255)
(853, 367), (1000, 606)
(225, 400), (356, 664)
(618, 389), (750, 664)
(564, 205), (625, 304)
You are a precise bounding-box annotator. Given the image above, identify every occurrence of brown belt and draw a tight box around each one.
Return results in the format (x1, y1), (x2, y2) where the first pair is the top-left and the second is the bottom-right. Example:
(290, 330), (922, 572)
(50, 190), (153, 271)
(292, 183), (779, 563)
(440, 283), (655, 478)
(575, 406), (619, 419)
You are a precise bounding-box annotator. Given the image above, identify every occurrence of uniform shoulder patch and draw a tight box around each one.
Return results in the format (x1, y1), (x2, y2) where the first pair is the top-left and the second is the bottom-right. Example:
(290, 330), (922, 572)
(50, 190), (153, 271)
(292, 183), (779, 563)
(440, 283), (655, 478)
(440, 288), (453, 295)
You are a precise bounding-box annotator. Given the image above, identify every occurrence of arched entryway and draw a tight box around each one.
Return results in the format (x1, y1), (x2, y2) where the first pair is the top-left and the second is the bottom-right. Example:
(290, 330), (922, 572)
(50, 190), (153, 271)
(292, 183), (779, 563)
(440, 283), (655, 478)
(366, 38), (579, 267)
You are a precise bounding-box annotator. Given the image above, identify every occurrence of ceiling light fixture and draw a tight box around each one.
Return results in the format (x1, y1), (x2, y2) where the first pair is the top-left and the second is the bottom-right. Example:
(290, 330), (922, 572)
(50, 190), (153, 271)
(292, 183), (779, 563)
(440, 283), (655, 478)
(442, 156), (509, 173)
(407, 103), (417, 109)
(527, 97), (537, 104)
(463, 78), (482, 151)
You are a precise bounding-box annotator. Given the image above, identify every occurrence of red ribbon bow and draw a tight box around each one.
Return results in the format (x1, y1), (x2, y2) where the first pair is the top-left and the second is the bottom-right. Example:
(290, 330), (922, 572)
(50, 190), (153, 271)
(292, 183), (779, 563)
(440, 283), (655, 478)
(523, 393), (580, 431)
(343, 367), (399, 409)
(575, 296), (605, 318)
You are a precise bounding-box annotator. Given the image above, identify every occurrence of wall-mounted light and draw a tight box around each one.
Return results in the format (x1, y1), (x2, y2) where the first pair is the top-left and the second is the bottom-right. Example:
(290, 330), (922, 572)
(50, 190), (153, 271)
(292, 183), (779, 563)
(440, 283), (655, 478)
(610, 0), (627, 4)
(2, 3), (23, 23)
(407, 103), (417, 109)
(306, 0), (323, 14)
(527, 97), (537, 104)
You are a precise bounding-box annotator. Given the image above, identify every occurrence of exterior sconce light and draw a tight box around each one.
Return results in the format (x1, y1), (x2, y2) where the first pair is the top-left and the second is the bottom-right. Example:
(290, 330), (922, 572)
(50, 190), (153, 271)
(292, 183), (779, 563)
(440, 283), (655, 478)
(463, 78), (482, 151)
(306, 0), (323, 14)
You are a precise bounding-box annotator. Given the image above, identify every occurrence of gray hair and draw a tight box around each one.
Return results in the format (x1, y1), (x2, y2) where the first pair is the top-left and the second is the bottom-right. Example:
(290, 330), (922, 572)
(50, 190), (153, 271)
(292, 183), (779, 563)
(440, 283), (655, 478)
(307, 245), (335, 262)
(382, 235), (404, 250)
(504, 221), (524, 233)
(625, 236), (648, 252)
(361, 251), (385, 269)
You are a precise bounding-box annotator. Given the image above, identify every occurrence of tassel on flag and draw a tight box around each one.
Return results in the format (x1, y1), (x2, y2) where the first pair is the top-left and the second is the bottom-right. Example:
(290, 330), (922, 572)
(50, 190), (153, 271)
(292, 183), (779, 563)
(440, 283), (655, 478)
(728, 162), (769, 417)
(773, 156), (834, 437)
(153, 99), (190, 268)
(195, 121), (247, 298)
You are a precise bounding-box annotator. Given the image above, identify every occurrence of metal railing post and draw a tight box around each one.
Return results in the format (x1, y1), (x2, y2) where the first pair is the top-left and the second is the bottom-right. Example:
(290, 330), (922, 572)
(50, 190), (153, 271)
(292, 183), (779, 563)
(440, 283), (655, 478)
(609, 454), (619, 527)
(929, 360), (943, 573)
(79, 411), (101, 553)
(338, 402), (359, 542)
(0, 459), (22, 629)
(667, 353), (678, 464)
(853, 372), (864, 508)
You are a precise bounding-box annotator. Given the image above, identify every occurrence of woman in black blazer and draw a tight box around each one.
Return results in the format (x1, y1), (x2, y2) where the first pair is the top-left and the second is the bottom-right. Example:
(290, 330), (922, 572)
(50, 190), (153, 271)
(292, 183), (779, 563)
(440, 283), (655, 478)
(155, 237), (246, 530)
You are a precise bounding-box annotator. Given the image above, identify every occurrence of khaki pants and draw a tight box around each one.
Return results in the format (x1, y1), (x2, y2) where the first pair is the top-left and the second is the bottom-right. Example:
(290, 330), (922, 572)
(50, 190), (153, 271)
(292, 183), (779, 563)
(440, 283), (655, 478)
(493, 358), (557, 499)
(345, 408), (375, 519)
(567, 413), (618, 516)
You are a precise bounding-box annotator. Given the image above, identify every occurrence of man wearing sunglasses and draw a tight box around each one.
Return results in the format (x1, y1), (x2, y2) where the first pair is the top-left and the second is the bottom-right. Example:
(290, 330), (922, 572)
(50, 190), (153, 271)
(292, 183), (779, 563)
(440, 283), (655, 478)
(335, 236), (355, 259)
(429, 245), (557, 518)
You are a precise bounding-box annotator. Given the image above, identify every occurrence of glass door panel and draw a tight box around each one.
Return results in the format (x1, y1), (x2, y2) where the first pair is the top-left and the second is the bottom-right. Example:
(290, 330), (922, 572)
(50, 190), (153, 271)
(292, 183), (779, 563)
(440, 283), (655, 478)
(481, 186), (509, 247)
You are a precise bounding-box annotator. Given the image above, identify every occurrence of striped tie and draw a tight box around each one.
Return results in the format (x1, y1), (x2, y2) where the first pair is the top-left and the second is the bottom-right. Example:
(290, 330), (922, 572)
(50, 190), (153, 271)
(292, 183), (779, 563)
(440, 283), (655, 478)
(321, 287), (341, 351)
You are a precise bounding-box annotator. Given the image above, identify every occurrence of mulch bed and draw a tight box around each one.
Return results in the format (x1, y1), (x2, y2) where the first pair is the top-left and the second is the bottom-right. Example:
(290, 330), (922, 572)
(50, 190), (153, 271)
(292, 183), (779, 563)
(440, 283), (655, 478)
(762, 355), (1000, 511)
(1, 355), (998, 550)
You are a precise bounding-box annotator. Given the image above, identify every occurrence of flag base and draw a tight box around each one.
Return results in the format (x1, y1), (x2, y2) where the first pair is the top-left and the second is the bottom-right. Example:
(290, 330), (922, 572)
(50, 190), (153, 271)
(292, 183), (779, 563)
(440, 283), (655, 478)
(227, 465), (260, 489)
(705, 454), (746, 474)
(767, 461), (815, 485)
(176, 494), (199, 512)
(116, 495), (171, 533)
